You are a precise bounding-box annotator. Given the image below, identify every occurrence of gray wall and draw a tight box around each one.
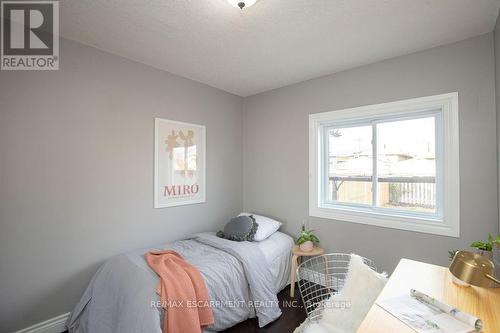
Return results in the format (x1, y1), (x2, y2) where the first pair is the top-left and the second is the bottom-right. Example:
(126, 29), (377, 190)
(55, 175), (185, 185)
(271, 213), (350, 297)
(496, 14), (500, 232)
(243, 33), (498, 273)
(0, 39), (243, 332)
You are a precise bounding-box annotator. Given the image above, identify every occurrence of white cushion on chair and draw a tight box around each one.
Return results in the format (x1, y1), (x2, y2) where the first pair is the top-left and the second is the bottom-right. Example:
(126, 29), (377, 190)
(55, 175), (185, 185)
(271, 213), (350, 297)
(300, 254), (387, 333)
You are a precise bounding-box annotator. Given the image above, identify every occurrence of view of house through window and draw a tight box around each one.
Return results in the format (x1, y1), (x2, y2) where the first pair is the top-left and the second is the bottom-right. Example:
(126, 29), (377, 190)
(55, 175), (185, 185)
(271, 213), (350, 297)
(327, 115), (437, 214)
(328, 125), (373, 205)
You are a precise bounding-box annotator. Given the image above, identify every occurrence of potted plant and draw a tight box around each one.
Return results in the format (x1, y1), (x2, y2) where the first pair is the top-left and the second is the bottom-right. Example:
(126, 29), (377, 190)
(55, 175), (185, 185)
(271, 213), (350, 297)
(297, 224), (320, 252)
(470, 234), (500, 260)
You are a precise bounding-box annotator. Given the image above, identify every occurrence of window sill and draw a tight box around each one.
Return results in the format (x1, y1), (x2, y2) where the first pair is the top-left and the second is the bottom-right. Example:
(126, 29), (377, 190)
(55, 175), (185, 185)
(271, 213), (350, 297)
(310, 205), (459, 237)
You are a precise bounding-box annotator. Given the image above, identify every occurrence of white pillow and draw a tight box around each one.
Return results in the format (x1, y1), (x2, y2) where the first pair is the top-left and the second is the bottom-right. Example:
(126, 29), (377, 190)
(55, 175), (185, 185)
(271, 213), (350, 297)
(302, 254), (387, 333)
(238, 213), (282, 241)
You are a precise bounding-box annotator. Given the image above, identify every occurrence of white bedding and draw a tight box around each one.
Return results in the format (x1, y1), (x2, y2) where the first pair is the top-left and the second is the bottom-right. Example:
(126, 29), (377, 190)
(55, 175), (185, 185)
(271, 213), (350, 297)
(256, 231), (294, 292)
(67, 231), (294, 333)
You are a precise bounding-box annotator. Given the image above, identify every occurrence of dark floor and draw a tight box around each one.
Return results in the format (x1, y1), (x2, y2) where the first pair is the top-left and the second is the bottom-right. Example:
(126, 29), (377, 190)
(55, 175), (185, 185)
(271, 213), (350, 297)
(221, 285), (306, 333)
(63, 285), (306, 333)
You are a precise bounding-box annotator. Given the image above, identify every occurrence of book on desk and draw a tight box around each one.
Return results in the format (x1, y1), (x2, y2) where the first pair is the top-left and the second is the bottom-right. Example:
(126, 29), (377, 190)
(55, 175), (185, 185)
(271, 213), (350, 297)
(378, 289), (481, 333)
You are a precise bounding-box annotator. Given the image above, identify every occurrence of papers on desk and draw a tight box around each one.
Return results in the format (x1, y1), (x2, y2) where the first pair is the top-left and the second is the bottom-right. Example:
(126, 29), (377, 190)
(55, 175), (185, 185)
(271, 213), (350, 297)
(377, 289), (482, 333)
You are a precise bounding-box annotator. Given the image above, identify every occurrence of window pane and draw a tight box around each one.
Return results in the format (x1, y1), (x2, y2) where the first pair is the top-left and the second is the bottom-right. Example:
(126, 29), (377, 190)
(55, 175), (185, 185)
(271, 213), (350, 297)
(328, 125), (372, 205)
(376, 117), (436, 213)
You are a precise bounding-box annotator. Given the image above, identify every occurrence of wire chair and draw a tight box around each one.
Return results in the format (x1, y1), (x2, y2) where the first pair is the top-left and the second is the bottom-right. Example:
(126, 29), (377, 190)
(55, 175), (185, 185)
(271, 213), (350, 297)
(296, 253), (377, 323)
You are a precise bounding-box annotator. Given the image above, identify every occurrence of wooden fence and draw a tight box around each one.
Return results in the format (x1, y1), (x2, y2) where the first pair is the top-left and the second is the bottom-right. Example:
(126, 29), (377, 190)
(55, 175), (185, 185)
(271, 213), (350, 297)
(329, 176), (436, 209)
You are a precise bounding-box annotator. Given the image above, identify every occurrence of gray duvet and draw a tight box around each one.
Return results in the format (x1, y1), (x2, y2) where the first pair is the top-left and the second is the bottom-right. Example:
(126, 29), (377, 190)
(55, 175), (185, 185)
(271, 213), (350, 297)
(66, 232), (282, 333)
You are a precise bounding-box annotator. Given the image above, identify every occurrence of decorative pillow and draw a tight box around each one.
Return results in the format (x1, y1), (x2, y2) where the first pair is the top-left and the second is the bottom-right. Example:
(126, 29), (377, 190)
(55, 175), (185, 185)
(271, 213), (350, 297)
(238, 213), (282, 241)
(216, 215), (258, 242)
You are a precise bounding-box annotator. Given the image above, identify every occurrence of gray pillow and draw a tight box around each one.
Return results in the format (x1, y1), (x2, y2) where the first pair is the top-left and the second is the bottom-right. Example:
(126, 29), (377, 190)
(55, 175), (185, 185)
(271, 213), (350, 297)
(216, 215), (258, 241)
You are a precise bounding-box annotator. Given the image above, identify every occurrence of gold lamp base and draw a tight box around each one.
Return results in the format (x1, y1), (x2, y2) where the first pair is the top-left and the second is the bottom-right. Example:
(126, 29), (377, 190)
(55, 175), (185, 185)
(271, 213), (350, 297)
(449, 251), (500, 288)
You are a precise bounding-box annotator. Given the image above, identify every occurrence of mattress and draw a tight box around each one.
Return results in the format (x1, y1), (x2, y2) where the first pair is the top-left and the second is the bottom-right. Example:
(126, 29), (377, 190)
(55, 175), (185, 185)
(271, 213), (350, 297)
(256, 231), (294, 292)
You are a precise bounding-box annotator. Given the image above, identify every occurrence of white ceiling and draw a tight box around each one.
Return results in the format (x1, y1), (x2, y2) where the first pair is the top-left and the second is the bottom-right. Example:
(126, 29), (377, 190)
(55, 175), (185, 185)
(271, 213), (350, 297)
(60, 0), (500, 97)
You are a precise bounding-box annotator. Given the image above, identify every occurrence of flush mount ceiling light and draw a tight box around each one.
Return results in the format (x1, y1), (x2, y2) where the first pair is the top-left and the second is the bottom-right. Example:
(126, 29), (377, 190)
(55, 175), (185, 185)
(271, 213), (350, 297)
(227, 0), (257, 10)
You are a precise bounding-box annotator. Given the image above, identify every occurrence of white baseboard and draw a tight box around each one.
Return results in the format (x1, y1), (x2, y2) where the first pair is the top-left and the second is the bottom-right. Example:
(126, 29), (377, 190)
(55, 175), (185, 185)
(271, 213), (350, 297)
(13, 313), (70, 333)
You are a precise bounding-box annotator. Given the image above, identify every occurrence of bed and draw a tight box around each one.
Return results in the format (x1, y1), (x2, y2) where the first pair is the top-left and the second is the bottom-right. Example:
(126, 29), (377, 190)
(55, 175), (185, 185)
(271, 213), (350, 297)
(67, 231), (294, 333)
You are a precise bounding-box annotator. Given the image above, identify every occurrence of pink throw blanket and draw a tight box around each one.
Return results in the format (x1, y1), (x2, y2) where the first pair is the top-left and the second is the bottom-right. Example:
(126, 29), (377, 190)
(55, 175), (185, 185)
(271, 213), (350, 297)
(146, 250), (214, 333)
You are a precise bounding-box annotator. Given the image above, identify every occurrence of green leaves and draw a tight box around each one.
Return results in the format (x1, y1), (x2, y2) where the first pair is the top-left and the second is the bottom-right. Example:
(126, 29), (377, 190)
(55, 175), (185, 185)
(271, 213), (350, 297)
(470, 241), (492, 251)
(296, 229), (320, 245)
(470, 233), (500, 252)
(448, 250), (458, 261)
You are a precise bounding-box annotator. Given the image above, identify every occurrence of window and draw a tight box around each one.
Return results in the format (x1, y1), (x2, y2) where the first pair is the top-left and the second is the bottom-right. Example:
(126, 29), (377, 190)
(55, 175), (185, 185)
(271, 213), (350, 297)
(309, 93), (459, 237)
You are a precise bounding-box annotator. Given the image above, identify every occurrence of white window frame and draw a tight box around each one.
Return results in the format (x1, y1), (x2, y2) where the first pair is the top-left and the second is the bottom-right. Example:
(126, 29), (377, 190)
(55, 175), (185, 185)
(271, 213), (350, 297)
(309, 93), (460, 237)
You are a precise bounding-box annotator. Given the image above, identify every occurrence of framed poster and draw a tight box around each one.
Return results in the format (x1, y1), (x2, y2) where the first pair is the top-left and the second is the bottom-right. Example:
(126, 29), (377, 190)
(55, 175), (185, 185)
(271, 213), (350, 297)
(154, 118), (206, 208)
